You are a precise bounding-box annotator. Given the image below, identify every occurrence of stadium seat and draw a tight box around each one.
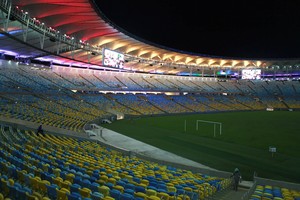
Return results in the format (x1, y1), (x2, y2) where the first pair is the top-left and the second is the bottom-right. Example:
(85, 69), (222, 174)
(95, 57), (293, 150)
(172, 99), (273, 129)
(120, 192), (134, 200)
(46, 184), (58, 199)
(91, 192), (104, 200)
(79, 187), (92, 198)
(57, 188), (70, 200)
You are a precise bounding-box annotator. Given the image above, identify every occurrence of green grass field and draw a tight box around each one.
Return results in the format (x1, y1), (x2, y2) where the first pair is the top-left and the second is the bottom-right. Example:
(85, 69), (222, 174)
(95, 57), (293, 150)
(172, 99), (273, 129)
(102, 111), (300, 183)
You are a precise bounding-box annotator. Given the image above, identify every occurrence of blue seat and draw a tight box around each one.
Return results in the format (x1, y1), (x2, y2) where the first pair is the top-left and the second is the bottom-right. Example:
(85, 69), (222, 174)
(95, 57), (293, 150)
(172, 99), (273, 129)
(105, 182), (114, 189)
(120, 192), (134, 200)
(24, 173), (34, 186)
(16, 187), (28, 200)
(157, 184), (167, 191)
(74, 176), (82, 185)
(90, 182), (100, 192)
(7, 184), (18, 199)
(71, 183), (81, 193)
(135, 186), (145, 193)
(67, 192), (82, 200)
(8, 165), (18, 179)
(176, 189), (185, 195)
(157, 188), (167, 193)
(116, 180), (126, 188)
(91, 192), (104, 200)
(110, 189), (121, 200)
(125, 183), (136, 191)
(46, 184), (58, 199)
(147, 186), (157, 191)
(60, 171), (67, 180)
(132, 177), (140, 184)
(124, 188), (135, 195)
(44, 173), (54, 184)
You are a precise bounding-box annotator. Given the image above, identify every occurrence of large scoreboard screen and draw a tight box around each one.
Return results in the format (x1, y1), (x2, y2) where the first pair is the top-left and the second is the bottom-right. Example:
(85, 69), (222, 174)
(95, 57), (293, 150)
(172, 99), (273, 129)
(242, 69), (261, 80)
(102, 48), (124, 68)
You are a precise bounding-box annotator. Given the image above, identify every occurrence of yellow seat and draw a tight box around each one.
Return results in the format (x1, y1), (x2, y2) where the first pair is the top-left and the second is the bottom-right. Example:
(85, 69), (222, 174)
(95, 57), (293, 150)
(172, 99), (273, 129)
(178, 194), (190, 200)
(61, 180), (71, 190)
(79, 187), (92, 198)
(103, 196), (115, 200)
(57, 188), (70, 200)
(0, 193), (3, 200)
(184, 187), (193, 192)
(52, 168), (61, 177)
(100, 175), (108, 182)
(29, 176), (40, 191)
(17, 170), (26, 184)
(108, 177), (116, 185)
(34, 168), (43, 177)
(99, 185), (110, 197)
(146, 189), (157, 196)
(167, 186), (177, 193)
(157, 192), (170, 200)
(32, 191), (43, 200)
(146, 196), (160, 200)
(52, 177), (63, 188)
(141, 179), (149, 186)
(96, 179), (106, 186)
(1, 179), (9, 197)
(113, 185), (124, 193)
(38, 180), (50, 195)
(125, 175), (133, 182)
(134, 192), (147, 199)
(26, 193), (39, 200)
(65, 173), (75, 183)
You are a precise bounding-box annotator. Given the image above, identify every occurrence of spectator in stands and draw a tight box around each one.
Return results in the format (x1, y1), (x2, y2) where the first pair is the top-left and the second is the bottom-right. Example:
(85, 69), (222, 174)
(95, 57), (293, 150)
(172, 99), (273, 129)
(231, 168), (242, 191)
(36, 124), (45, 137)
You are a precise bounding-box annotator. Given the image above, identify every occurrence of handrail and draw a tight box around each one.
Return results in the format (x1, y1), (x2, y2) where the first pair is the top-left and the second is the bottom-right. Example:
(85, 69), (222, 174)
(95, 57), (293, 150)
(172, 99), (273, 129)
(241, 180), (257, 200)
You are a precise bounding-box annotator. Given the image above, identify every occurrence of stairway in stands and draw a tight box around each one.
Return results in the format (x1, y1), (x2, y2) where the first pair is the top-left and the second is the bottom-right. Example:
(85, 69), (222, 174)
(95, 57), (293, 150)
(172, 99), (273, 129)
(211, 187), (248, 200)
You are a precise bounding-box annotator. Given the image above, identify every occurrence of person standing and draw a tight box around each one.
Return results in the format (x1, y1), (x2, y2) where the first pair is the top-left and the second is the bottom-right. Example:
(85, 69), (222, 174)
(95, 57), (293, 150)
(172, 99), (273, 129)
(36, 124), (45, 137)
(231, 168), (242, 191)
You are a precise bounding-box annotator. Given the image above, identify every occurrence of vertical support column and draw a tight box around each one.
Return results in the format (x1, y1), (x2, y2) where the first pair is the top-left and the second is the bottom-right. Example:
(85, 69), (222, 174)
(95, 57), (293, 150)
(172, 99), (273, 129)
(41, 29), (46, 49)
(87, 44), (91, 63)
(56, 34), (61, 54)
(0, 9), (6, 28)
(213, 67), (216, 78)
(71, 38), (75, 59)
(4, 3), (12, 32)
(22, 17), (30, 42)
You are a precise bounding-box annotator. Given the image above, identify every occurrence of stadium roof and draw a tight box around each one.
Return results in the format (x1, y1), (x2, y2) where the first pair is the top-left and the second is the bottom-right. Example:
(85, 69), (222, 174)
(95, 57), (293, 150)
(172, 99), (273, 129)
(1, 0), (300, 75)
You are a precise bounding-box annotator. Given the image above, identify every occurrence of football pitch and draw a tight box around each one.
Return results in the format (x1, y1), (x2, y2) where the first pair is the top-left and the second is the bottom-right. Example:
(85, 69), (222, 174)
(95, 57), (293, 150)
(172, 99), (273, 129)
(102, 111), (300, 183)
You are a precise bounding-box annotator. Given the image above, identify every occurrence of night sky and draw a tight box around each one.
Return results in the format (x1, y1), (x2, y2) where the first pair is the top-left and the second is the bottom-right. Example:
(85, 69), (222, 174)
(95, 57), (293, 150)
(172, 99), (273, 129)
(95, 0), (300, 59)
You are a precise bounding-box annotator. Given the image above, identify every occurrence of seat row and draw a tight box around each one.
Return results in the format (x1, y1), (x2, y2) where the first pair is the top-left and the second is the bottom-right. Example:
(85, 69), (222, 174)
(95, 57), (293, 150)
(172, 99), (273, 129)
(0, 125), (231, 200)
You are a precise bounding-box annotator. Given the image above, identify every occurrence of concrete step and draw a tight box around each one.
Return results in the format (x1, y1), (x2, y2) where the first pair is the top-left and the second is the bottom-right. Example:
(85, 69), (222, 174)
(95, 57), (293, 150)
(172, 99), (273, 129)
(211, 187), (248, 200)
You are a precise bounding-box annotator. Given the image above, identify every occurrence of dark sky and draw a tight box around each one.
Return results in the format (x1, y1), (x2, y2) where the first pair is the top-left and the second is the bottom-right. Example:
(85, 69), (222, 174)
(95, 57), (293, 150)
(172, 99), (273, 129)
(95, 0), (300, 59)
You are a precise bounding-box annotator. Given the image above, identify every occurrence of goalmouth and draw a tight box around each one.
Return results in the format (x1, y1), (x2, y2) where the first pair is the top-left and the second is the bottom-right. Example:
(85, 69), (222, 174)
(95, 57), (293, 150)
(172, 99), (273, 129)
(196, 120), (222, 137)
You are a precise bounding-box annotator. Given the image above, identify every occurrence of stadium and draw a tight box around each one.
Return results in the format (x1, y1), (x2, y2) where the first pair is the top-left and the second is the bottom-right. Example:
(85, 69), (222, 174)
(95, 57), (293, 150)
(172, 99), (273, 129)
(0, 0), (300, 200)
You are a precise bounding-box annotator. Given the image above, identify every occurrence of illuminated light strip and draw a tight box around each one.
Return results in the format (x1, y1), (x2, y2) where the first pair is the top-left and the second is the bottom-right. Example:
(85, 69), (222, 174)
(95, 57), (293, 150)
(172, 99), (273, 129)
(0, 29), (23, 37)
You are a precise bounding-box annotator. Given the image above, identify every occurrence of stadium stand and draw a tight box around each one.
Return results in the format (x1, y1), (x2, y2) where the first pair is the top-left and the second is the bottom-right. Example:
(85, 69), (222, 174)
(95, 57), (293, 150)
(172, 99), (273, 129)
(1, 60), (300, 199)
(1, 0), (300, 199)
(0, 123), (232, 200)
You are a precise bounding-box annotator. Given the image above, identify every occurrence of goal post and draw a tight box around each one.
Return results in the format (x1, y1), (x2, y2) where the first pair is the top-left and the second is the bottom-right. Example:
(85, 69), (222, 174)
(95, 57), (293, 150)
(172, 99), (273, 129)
(196, 120), (222, 137)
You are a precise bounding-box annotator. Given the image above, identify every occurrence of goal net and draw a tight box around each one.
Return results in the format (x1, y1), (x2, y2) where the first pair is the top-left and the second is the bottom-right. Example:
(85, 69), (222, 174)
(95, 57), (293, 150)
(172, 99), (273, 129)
(196, 120), (222, 137)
